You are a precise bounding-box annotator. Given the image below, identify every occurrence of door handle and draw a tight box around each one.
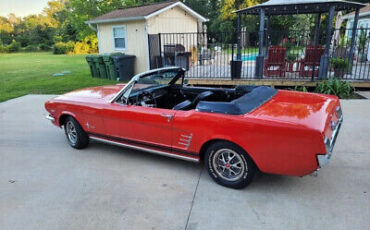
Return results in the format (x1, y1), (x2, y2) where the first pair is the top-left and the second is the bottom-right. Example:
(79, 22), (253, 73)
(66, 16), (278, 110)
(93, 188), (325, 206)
(160, 113), (173, 122)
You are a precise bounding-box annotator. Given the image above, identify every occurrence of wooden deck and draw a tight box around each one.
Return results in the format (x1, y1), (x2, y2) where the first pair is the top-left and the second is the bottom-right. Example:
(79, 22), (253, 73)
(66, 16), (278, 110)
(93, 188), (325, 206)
(187, 78), (370, 88)
(185, 57), (370, 88)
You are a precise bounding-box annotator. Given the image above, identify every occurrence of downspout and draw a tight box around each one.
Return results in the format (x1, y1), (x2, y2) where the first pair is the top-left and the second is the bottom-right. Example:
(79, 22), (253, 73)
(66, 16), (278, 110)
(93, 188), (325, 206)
(145, 22), (150, 71)
(88, 23), (97, 31)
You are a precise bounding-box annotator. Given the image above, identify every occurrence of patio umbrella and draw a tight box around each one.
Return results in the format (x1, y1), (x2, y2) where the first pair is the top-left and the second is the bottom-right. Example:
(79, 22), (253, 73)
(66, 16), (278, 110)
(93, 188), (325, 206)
(332, 11), (343, 46)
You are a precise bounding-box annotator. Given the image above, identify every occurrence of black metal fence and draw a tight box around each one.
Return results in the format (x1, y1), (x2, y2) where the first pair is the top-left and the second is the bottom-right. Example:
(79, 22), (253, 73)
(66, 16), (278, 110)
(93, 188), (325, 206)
(148, 28), (370, 81)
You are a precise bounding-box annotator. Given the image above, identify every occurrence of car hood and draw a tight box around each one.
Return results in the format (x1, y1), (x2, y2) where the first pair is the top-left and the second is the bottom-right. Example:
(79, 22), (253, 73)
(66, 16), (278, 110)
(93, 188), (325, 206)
(55, 84), (125, 102)
(248, 90), (339, 132)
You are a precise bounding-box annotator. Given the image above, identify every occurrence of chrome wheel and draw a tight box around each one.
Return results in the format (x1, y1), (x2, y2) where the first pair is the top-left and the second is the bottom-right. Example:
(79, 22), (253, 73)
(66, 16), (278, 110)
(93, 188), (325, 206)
(66, 121), (77, 144)
(212, 148), (246, 182)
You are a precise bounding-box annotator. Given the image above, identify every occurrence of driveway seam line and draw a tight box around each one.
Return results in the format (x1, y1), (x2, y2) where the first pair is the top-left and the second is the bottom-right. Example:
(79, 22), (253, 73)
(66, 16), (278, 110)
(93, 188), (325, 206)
(184, 167), (203, 230)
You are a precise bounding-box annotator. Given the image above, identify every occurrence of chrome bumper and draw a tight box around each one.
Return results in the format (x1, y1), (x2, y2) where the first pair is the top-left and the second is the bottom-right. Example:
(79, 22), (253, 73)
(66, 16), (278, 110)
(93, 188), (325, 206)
(317, 115), (343, 168)
(46, 114), (55, 122)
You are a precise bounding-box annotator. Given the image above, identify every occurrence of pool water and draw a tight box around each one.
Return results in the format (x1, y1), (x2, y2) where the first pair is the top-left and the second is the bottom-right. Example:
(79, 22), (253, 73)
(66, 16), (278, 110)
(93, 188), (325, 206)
(235, 54), (258, 61)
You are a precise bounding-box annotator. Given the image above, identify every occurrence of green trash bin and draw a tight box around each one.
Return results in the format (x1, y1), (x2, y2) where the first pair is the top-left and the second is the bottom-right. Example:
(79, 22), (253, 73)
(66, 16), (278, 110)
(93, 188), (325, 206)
(93, 55), (108, 79)
(86, 55), (98, 78)
(103, 53), (122, 80)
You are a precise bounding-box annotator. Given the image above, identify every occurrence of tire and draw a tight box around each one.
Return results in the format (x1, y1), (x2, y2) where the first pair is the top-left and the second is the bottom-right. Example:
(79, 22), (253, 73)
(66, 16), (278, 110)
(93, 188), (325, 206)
(63, 116), (89, 149)
(205, 141), (256, 189)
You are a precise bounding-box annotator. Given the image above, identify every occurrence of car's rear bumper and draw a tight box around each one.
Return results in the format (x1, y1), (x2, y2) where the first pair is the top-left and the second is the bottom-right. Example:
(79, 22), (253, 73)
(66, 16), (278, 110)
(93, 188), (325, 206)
(317, 115), (343, 168)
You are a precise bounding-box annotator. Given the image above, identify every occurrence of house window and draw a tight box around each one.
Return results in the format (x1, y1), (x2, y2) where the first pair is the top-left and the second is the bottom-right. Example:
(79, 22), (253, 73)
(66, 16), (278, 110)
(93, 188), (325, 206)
(113, 26), (126, 50)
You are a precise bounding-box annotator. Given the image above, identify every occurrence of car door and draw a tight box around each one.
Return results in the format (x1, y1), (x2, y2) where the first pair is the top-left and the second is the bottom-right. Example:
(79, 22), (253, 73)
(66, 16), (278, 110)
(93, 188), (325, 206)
(104, 102), (175, 150)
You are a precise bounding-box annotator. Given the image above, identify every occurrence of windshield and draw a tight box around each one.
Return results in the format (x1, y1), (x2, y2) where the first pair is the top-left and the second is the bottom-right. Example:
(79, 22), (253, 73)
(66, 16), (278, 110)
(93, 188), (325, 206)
(131, 70), (181, 93)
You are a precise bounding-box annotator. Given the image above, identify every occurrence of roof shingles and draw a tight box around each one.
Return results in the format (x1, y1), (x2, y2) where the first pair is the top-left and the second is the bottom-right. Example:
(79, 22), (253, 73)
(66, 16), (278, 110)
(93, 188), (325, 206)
(343, 4), (370, 18)
(88, 1), (179, 22)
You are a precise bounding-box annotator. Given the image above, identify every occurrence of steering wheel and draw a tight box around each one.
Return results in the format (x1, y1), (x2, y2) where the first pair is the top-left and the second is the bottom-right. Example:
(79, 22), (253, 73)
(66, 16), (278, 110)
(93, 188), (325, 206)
(136, 90), (157, 108)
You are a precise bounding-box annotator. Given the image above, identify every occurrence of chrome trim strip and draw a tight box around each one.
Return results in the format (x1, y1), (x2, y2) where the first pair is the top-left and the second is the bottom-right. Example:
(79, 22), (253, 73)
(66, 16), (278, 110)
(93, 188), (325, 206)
(46, 114), (55, 122)
(329, 115), (343, 152)
(318, 115), (343, 168)
(89, 136), (199, 163)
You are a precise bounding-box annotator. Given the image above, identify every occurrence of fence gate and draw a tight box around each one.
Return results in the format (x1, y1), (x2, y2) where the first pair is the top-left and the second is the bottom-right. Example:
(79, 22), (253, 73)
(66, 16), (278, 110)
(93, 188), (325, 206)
(148, 34), (162, 69)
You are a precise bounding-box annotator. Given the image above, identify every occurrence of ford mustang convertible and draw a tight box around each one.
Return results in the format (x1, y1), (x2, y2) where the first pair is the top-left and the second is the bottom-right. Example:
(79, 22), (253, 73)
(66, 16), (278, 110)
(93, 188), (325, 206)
(45, 67), (343, 188)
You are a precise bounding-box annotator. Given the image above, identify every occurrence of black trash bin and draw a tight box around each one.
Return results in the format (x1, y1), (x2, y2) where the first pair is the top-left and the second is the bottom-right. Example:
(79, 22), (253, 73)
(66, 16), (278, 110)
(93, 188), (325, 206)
(112, 55), (136, 81)
(230, 60), (242, 79)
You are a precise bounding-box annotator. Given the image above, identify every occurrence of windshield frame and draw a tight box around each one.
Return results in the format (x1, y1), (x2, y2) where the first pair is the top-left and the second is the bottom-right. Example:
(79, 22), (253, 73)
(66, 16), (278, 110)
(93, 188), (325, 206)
(110, 66), (185, 104)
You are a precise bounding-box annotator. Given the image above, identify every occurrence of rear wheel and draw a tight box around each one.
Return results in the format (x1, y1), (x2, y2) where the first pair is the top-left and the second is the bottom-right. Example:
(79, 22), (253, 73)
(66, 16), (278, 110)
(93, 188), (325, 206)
(64, 116), (89, 149)
(205, 141), (256, 189)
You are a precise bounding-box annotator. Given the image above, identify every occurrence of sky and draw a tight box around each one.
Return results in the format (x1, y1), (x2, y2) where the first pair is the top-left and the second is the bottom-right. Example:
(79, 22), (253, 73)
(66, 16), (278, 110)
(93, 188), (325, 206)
(0, 0), (50, 17)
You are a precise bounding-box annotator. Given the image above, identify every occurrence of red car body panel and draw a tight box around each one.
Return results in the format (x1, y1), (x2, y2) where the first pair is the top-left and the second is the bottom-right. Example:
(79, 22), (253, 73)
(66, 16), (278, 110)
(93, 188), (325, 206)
(45, 85), (341, 177)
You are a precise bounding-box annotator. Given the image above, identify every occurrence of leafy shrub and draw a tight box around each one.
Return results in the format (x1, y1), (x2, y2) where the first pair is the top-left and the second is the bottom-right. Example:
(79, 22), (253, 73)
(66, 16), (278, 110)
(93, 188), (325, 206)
(65, 41), (75, 53)
(39, 43), (51, 51)
(315, 78), (354, 99)
(73, 35), (98, 54)
(6, 40), (21, 53)
(287, 52), (299, 62)
(293, 86), (308, 92)
(53, 41), (75, 54)
(0, 44), (5, 52)
(53, 35), (63, 43)
(24, 44), (39, 52)
(74, 41), (90, 54)
(0, 45), (6, 53)
(86, 35), (98, 53)
(330, 57), (349, 70)
(0, 40), (6, 53)
(53, 42), (67, 54)
(358, 29), (369, 52)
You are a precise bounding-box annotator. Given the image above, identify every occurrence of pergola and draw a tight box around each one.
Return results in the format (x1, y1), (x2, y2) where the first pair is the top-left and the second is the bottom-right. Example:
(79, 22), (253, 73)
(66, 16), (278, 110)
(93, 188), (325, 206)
(235, 0), (365, 79)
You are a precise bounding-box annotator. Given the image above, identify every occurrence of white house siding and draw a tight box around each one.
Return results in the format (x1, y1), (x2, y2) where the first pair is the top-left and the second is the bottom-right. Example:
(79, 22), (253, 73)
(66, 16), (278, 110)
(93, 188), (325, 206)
(97, 20), (149, 74)
(345, 17), (370, 61)
(147, 6), (198, 34)
(96, 6), (200, 74)
(147, 6), (199, 53)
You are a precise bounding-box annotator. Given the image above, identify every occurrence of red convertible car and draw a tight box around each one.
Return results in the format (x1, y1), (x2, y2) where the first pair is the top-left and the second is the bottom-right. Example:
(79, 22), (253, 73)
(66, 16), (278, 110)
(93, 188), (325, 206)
(45, 67), (343, 188)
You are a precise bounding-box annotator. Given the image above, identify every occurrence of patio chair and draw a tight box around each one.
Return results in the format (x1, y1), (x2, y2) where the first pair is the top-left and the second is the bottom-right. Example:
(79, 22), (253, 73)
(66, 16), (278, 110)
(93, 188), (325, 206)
(299, 46), (325, 77)
(263, 46), (287, 77)
(198, 48), (215, 65)
(163, 44), (186, 66)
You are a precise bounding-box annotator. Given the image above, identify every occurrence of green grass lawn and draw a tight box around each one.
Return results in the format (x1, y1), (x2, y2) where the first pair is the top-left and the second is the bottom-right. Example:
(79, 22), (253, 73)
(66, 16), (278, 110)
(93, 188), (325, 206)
(224, 47), (259, 54)
(0, 52), (116, 102)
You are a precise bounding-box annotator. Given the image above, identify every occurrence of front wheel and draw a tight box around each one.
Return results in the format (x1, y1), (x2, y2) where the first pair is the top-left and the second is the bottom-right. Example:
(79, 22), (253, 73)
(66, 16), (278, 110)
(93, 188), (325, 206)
(64, 116), (89, 149)
(205, 141), (256, 189)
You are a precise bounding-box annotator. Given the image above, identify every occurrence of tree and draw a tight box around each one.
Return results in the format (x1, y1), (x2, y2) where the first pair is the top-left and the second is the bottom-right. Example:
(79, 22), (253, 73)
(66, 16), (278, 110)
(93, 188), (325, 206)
(64, 0), (125, 40)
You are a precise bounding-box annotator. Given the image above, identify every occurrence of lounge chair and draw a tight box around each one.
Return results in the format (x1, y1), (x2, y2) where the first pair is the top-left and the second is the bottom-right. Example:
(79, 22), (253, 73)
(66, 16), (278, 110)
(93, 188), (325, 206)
(263, 46), (287, 78)
(299, 46), (325, 77)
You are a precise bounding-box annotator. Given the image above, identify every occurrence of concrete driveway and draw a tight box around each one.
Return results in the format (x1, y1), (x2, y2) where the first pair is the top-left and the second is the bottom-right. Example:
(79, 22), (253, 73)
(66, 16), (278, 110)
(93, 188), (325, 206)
(0, 95), (369, 230)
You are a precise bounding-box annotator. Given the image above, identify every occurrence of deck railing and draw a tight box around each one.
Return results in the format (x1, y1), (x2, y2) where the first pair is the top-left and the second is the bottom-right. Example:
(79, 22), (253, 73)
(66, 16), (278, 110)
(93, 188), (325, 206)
(148, 28), (370, 81)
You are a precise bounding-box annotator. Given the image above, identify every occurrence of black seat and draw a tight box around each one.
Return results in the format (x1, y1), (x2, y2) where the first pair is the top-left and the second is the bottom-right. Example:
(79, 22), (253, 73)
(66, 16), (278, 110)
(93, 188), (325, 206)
(235, 85), (257, 97)
(193, 91), (213, 105)
(173, 100), (192, 110)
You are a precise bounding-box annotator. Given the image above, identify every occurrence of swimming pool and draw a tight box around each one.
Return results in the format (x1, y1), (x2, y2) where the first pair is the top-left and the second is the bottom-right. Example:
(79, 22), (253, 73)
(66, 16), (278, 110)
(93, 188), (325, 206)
(235, 54), (258, 61)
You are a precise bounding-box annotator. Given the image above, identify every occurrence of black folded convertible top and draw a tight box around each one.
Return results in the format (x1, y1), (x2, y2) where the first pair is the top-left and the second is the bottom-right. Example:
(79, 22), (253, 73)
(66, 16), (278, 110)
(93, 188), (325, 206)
(196, 86), (277, 115)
